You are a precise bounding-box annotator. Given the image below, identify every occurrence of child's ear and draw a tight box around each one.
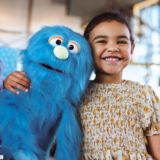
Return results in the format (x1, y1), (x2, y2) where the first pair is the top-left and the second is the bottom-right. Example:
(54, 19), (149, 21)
(131, 45), (135, 55)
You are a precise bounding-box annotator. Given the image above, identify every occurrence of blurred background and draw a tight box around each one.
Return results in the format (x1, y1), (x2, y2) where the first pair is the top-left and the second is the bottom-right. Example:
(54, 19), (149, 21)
(0, 0), (160, 96)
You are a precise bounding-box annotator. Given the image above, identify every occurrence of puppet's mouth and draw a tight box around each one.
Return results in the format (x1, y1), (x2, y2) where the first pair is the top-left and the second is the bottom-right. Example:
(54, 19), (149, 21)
(39, 63), (63, 73)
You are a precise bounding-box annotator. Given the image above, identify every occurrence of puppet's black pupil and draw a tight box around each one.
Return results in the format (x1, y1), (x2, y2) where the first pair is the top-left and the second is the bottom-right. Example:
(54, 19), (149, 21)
(69, 45), (74, 50)
(56, 40), (61, 45)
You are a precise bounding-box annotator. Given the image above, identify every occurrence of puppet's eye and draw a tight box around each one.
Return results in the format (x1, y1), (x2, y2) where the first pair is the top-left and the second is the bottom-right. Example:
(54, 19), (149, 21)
(49, 36), (63, 46)
(67, 41), (79, 54)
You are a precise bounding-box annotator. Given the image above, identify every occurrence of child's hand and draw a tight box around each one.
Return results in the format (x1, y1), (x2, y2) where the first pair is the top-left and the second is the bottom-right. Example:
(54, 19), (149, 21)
(4, 71), (31, 94)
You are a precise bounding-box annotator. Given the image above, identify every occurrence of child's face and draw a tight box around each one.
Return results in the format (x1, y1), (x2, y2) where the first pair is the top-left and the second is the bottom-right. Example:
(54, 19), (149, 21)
(89, 20), (135, 77)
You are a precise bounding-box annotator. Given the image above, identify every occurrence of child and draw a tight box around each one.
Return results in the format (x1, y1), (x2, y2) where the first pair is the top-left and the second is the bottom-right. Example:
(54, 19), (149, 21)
(3, 11), (160, 160)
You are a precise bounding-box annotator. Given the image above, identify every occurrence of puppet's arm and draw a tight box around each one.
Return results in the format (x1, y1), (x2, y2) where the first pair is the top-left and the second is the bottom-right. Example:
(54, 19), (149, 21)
(0, 59), (3, 91)
(54, 105), (82, 160)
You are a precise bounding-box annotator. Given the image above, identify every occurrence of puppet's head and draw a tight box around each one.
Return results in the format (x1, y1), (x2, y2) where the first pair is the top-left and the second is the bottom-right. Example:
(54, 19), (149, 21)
(20, 26), (93, 104)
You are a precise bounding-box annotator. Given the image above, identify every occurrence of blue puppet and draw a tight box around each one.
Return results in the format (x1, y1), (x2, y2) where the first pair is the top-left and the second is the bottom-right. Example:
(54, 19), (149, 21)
(0, 59), (3, 91)
(0, 26), (93, 160)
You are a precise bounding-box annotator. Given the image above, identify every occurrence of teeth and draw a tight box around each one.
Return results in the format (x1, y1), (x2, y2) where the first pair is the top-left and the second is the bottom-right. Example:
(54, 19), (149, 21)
(105, 58), (119, 61)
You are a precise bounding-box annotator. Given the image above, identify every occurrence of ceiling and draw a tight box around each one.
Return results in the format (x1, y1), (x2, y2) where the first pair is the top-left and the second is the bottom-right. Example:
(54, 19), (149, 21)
(57, 0), (144, 24)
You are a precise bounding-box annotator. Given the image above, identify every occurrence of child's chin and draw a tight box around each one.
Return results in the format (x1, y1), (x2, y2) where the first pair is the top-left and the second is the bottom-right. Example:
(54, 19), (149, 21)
(105, 70), (121, 75)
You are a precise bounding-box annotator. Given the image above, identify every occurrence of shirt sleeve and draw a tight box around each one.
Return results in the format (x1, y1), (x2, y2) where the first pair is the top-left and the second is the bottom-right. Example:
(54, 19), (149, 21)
(0, 59), (3, 91)
(140, 85), (160, 136)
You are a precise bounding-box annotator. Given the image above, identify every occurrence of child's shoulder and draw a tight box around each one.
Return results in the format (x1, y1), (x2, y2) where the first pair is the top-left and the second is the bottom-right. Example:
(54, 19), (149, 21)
(83, 80), (157, 99)
(87, 80), (144, 90)
(123, 80), (152, 90)
(126, 80), (159, 102)
(85, 80), (145, 93)
(124, 79), (143, 87)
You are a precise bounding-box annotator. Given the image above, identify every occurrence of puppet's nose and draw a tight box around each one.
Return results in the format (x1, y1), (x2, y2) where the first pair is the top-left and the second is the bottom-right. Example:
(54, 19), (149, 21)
(54, 46), (69, 60)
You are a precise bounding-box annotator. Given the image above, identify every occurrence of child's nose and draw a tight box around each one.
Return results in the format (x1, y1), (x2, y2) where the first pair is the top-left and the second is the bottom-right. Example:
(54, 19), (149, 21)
(107, 47), (119, 53)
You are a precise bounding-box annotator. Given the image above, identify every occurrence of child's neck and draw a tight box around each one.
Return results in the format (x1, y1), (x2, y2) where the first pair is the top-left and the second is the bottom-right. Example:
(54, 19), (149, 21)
(93, 72), (124, 84)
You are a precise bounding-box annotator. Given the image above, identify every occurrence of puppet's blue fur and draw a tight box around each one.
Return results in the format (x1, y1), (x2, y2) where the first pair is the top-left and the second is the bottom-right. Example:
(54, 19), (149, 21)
(0, 26), (93, 160)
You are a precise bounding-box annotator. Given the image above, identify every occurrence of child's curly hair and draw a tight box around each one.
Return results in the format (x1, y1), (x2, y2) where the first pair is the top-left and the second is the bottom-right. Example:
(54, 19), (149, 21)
(84, 10), (134, 46)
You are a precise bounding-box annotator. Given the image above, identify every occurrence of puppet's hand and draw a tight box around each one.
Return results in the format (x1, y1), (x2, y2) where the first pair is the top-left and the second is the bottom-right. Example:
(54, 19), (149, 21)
(4, 71), (31, 94)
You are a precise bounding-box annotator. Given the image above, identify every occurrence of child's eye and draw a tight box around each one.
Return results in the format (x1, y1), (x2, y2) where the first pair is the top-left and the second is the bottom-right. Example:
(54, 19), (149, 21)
(118, 41), (127, 44)
(97, 40), (106, 44)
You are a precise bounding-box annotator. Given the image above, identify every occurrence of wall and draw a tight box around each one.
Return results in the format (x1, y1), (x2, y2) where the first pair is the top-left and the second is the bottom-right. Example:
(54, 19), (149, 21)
(0, 0), (83, 49)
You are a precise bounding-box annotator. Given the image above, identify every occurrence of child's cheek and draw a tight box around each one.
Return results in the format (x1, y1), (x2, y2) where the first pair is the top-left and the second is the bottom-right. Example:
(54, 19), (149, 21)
(122, 49), (131, 55)
(121, 49), (131, 61)
(92, 48), (101, 57)
(122, 49), (127, 53)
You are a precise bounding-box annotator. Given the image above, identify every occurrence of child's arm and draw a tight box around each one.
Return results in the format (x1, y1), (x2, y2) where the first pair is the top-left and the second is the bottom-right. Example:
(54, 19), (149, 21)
(141, 85), (160, 159)
(4, 71), (31, 94)
(146, 135), (160, 160)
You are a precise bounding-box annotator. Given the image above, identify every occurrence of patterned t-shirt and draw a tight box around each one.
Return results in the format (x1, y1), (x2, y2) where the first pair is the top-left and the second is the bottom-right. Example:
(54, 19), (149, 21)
(78, 80), (160, 160)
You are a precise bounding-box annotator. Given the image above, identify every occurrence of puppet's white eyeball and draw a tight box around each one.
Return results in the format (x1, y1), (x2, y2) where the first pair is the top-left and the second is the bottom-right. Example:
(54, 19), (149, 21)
(67, 41), (79, 54)
(49, 36), (63, 47)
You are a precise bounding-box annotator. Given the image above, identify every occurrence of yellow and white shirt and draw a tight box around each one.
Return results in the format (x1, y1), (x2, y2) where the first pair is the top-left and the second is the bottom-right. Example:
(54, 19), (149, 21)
(78, 80), (160, 160)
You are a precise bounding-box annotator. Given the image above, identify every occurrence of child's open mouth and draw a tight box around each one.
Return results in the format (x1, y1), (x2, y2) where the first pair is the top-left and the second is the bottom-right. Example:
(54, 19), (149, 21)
(39, 63), (63, 73)
(102, 56), (122, 62)
(103, 58), (122, 61)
